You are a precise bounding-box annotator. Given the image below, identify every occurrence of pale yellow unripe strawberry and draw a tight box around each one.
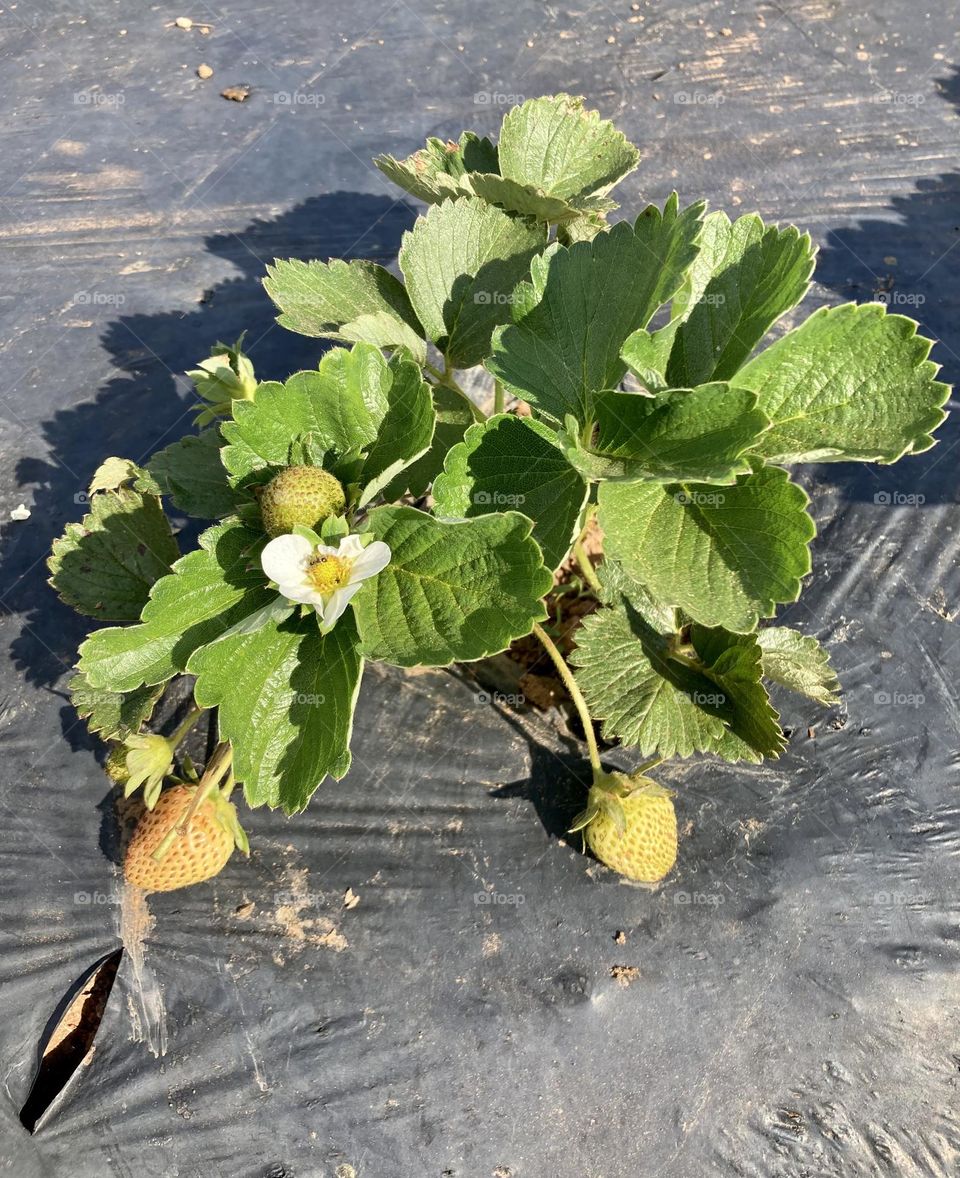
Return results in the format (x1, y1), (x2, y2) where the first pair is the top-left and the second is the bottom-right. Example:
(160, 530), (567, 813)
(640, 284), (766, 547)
(259, 466), (346, 537)
(573, 771), (677, 882)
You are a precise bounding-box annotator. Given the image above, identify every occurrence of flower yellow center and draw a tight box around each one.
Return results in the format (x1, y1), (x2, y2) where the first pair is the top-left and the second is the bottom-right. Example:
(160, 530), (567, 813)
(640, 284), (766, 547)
(306, 553), (351, 595)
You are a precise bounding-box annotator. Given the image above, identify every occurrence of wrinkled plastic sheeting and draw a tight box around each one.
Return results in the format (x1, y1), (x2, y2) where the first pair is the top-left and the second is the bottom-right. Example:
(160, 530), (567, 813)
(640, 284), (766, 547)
(2, 0), (960, 1174)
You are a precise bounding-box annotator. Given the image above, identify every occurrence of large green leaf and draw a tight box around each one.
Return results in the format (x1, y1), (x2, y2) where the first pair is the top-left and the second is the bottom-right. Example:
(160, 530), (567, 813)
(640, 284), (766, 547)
(563, 384), (771, 483)
(383, 381), (483, 500)
(598, 464), (814, 632)
(487, 196), (705, 423)
(495, 94), (639, 201)
(49, 489), (179, 621)
(737, 303), (949, 464)
(570, 602), (784, 761)
(757, 627), (841, 706)
(353, 506), (552, 666)
(147, 428), (241, 519)
(68, 671), (164, 741)
(432, 413), (588, 569)
(263, 258), (426, 362)
(374, 132), (499, 204)
(222, 345), (415, 484)
(189, 613), (363, 814)
(77, 523), (271, 692)
(665, 212), (815, 387)
(398, 197), (545, 368)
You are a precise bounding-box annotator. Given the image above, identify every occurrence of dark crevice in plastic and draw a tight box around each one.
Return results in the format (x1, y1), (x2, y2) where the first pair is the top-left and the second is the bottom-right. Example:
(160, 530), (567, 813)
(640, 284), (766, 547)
(19, 948), (124, 1133)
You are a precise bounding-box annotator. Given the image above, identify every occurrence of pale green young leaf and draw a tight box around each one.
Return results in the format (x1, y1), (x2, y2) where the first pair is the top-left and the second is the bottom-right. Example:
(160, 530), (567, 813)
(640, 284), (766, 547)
(49, 489), (179, 621)
(598, 464), (814, 632)
(432, 413), (588, 569)
(88, 457), (142, 495)
(263, 258), (425, 362)
(77, 523), (271, 692)
(487, 196), (705, 423)
(68, 671), (164, 741)
(756, 627), (841, 706)
(665, 212), (816, 387)
(353, 506), (552, 666)
(398, 197), (545, 368)
(148, 428), (242, 519)
(737, 303), (949, 464)
(562, 384), (771, 483)
(222, 344), (398, 483)
(189, 613), (363, 814)
(620, 327), (675, 392)
(495, 94), (639, 200)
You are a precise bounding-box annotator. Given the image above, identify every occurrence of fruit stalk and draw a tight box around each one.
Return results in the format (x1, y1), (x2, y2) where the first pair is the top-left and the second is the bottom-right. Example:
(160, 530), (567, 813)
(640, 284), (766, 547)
(151, 741), (233, 862)
(532, 621), (602, 773)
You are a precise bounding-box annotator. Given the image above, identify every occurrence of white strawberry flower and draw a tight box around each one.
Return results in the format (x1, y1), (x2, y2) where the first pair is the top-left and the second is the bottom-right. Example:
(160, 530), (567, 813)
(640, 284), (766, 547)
(260, 532), (390, 631)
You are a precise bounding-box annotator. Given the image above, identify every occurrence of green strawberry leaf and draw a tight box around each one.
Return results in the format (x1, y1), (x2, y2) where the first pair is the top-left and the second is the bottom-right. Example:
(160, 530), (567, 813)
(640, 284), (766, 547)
(463, 173), (581, 223)
(222, 345), (411, 484)
(432, 413), (588, 570)
(737, 303), (949, 464)
(353, 505), (552, 666)
(487, 195), (705, 423)
(374, 131), (498, 204)
(263, 258), (426, 363)
(68, 671), (164, 741)
(570, 601), (784, 761)
(189, 612), (363, 814)
(357, 361), (435, 506)
(495, 94), (639, 201)
(398, 196), (546, 369)
(620, 327), (674, 392)
(690, 624), (786, 760)
(48, 489), (179, 621)
(77, 522), (271, 692)
(757, 627), (841, 706)
(562, 384), (771, 483)
(598, 463), (814, 632)
(147, 428), (242, 519)
(665, 212), (815, 387)
(382, 381), (483, 500)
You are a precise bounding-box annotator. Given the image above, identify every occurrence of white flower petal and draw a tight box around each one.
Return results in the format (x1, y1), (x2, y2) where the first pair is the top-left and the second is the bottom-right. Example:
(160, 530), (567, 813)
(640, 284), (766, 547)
(278, 580), (323, 607)
(337, 534), (366, 559)
(349, 540), (391, 582)
(321, 582), (362, 630)
(261, 533), (313, 585)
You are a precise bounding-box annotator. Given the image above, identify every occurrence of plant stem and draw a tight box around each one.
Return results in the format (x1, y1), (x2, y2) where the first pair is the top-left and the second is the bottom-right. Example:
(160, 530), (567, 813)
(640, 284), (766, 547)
(573, 538), (603, 595)
(532, 622), (602, 774)
(169, 705), (204, 751)
(424, 361), (487, 420)
(152, 742), (233, 862)
(493, 379), (505, 415)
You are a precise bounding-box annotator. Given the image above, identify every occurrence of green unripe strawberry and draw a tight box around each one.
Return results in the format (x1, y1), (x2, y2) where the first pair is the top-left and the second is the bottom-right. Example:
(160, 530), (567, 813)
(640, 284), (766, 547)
(572, 771), (677, 882)
(259, 466), (346, 537)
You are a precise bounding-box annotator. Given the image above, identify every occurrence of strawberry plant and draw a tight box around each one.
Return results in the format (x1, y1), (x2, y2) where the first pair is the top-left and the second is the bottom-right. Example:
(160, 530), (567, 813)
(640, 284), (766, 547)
(50, 95), (949, 891)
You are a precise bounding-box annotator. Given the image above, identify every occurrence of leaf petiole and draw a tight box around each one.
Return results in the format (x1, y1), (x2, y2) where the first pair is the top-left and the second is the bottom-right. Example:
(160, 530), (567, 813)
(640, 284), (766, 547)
(151, 741), (234, 862)
(532, 622), (602, 774)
